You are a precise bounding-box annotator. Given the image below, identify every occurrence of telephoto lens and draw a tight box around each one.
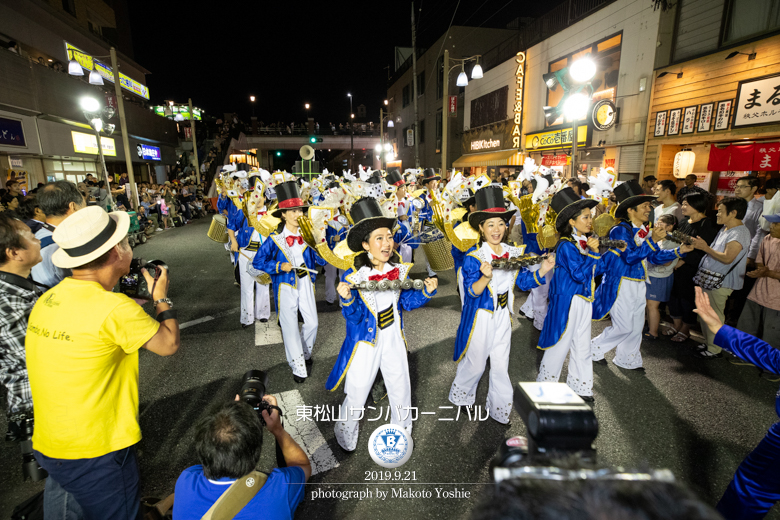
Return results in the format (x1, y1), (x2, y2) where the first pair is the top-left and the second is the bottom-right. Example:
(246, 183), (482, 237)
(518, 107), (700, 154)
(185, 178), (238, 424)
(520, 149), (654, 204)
(240, 370), (279, 426)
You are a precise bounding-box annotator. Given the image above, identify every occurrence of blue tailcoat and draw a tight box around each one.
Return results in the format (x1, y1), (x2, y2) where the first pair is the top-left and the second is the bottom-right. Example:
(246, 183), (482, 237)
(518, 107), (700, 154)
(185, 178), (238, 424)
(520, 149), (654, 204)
(325, 219), (349, 249)
(252, 232), (326, 313)
(593, 222), (684, 320)
(416, 193), (433, 223)
(453, 244), (546, 362)
(326, 263), (435, 391)
(538, 238), (606, 349)
(714, 326), (780, 519)
(217, 194), (229, 214)
(521, 220), (544, 256)
(226, 200), (252, 263)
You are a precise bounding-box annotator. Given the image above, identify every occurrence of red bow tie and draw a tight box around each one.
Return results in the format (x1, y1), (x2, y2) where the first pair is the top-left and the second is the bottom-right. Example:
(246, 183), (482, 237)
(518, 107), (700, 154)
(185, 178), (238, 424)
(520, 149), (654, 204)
(286, 235), (304, 247)
(258, 211), (267, 216)
(492, 253), (509, 260)
(369, 267), (400, 282)
(637, 227), (648, 239)
(579, 240), (588, 250)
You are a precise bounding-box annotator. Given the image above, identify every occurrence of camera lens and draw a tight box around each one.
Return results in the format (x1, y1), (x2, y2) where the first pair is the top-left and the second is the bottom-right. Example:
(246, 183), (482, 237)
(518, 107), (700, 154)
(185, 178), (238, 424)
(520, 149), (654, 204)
(240, 370), (268, 409)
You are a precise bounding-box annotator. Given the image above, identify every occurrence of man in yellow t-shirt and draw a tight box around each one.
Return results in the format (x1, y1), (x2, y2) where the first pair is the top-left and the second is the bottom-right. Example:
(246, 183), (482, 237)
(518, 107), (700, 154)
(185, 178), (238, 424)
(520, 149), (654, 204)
(26, 206), (180, 520)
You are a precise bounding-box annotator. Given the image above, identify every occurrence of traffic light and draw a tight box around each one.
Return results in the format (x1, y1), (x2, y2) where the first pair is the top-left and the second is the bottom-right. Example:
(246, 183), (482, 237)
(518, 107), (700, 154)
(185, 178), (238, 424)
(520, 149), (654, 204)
(309, 136), (323, 143)
(276, 151), (281, 157)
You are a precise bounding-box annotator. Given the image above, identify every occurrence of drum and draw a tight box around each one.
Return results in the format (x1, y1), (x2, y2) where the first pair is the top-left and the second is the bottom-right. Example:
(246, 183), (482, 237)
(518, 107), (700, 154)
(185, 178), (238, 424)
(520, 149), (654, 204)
(252, 272), (272, 285)
(207, 215), (229, 243)
(422, 237), (454, 272)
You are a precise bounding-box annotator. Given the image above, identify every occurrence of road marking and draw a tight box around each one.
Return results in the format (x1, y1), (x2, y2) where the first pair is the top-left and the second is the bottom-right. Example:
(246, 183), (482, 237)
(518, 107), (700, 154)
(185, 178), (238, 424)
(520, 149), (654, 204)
(276, 390), (339, 476)
(256, 313), (283, 345)
(180, 307), (240, 330)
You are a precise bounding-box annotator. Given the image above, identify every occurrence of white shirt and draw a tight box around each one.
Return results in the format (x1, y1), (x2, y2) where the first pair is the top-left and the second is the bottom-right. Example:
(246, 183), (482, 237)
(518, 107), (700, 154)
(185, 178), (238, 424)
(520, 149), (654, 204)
(481, 242), (513, 303)
(654, 201), (682, 226)
(282, 227), (305, 267)
(368, 263), (403, 338)
(31, 226), (70, 288)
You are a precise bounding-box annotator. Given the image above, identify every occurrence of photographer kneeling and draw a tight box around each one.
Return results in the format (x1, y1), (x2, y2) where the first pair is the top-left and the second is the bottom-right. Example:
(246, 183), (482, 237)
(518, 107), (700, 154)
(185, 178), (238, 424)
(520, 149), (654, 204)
(26, 206), (180, 519)
(173, 396), (310, 519)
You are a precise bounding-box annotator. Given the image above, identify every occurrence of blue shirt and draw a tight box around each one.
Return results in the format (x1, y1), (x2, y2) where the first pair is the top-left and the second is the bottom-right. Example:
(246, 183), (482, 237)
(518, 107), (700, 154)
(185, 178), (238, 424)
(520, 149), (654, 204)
(173, 465), (305, 520)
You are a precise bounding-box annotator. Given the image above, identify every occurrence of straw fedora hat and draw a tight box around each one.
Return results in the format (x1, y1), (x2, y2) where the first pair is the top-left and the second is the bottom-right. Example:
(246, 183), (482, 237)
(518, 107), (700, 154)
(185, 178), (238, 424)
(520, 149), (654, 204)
(52, 206), (130, 269)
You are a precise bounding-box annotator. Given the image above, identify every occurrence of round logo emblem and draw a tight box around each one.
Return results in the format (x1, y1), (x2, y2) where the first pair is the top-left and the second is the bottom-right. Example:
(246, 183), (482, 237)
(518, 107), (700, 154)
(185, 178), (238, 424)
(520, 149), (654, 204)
(591, 99), (617, 131)
(245, 477), (255, 487)
(136, 144), (143, 158)
(368, 424), (413, 468)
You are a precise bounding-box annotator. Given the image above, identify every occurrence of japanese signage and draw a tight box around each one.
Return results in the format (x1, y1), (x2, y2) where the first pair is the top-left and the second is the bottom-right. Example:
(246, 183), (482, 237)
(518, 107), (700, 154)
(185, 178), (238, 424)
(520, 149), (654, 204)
(448, 96), (457, 118)
(697, 103), (713, 132)
(668, 109), (681, 135)
(152, 105), (203, 121)
(681, 106), (697, 134)
(753, 142), (779, 170)
(714, 100), (732, 130)
(591, 99), (616, 131)
(9, 156), (23, 168)
(65, 42), (150, 100)
(0, 117), (26, 147)
(71, 131), (117, 156)
(406, 128), (414, 147)
(734, 73), (780, 127)
(512, 51), (526, 148)
(184, 127), (192, 140)
(541, 154), (568, 166)
(525, 126), (588, 151)
(470, 138), (501, 151)
(717, 172), (741, 196)
(654, 111), (667, 137)
(136, 144), (161, 161)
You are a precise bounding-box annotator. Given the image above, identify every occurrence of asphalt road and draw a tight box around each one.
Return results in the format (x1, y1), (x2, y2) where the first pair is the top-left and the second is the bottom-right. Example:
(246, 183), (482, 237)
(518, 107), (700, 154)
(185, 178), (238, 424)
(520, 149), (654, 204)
(2, 217), (779, 519)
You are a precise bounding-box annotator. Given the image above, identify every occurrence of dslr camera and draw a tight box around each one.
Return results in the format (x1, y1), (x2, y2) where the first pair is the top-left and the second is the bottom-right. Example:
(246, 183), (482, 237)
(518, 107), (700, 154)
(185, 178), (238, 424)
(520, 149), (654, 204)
(119, 258), (168, 300)
(239, 370), (282, 426)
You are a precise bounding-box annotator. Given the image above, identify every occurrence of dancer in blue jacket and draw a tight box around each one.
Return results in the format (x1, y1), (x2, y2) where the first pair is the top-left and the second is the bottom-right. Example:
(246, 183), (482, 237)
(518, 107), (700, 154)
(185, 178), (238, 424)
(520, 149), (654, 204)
(536, 187), (620, 402)
(591, 180), (692, 371)
(328, 197), (438, 451)
(253, 181), (326, 383)
(448, 186), (554, 424)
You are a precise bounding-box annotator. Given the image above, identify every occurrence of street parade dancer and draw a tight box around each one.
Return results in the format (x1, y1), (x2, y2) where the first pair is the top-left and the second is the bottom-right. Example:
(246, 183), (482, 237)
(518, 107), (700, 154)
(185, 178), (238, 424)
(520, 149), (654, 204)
(229, 175), (271, 328)
(449, 186), (554, 424)
(253, 180), (326, 383)
(591, 180), (692, 371)
(536, 187), (619, 401)
(326, 197), (437, 451)
(387, 168), (414, 263)
(415, 168), (442, 278)
(320, 176), (349, 306)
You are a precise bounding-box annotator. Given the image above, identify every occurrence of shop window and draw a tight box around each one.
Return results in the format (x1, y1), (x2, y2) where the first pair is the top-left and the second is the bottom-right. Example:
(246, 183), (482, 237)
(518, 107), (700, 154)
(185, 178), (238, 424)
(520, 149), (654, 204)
(403, 84), (410, 107)
(62, 0), (76, 15)
(545, 33), (622, 127)
(471, 86), (509, 128)
(724, 0), (780, 44)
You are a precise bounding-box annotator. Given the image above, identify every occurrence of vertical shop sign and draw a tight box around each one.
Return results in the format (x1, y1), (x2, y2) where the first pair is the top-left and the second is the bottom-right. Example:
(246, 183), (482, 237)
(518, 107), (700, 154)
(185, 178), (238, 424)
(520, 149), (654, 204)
(512, 51), (526, 149)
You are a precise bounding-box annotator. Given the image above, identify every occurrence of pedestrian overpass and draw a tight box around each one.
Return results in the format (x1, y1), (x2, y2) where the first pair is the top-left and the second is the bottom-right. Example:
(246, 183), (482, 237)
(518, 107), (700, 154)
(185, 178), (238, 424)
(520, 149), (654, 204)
(243, 134), (382, 171)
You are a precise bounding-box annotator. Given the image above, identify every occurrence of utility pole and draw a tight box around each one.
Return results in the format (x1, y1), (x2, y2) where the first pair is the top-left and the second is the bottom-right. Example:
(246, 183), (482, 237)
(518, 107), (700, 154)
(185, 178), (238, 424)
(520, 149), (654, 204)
(411, 1), (420, 168)
(188, 98), (200, 183)
(442, 49), (449, 175)
(110, 47), (138, 209)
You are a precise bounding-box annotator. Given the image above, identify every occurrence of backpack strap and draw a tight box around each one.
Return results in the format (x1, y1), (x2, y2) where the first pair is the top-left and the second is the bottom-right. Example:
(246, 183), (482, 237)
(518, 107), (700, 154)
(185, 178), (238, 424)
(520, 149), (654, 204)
(200, 470), (268, 520)
(39, 235), (56, 249)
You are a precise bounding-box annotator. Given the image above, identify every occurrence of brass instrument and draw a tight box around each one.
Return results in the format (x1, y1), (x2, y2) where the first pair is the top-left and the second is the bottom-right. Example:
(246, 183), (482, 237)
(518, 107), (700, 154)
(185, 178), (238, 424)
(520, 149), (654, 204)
(593, 213), (617, 237)
(491, 254), (548, 270)
(298, 215), (357, 271)
(349, 279), (425, 291)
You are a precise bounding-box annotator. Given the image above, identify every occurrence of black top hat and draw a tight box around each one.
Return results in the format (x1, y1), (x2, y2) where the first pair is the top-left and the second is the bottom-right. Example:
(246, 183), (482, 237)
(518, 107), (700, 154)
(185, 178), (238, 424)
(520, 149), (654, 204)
(366, 171), (383, 184)
(236, 163), (252, 172)
(386, 168), (404, 186)
(420, 168), (441, 184)
(551, 187), (598, 232)
(614, 179), (656, 220)
(468, 186), (514, 229)
(460, 188), (476, 210)
(272, 181), (309, 218)
(346, 197), (397, 252)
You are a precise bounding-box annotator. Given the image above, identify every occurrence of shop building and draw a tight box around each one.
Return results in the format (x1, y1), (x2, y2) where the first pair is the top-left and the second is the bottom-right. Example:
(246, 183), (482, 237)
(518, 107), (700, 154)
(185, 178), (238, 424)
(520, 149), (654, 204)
(643, 0), (780, 196)
(0, 0), (178, 191)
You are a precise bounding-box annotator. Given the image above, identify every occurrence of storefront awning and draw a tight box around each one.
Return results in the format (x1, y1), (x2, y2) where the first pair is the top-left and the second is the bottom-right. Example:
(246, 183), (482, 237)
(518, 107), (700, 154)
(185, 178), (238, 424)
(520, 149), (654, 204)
(452, 150), (526, 168)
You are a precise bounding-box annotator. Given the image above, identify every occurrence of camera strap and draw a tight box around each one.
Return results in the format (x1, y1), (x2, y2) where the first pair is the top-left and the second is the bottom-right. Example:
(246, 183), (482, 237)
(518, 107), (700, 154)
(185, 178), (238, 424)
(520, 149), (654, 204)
(200, 470), (268, 520)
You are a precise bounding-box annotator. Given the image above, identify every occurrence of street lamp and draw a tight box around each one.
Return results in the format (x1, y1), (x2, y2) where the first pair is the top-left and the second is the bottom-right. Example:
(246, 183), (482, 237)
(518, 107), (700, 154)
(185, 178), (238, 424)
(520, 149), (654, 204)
(250, 95), (256, 117)
(304, 103), (310, 110)
(379, 107), (394, 170)
(441, 52), (482, 174)
(80, 97), (114, 209)
(563, 56), (596, 179)
(347, 93), (354, 171)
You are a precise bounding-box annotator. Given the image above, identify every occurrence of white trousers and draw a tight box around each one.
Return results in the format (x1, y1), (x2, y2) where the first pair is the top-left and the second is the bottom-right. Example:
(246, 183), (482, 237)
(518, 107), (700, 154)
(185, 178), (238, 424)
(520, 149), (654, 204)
(225, 242), (235, 265)
(537, 297), (594, 396)
(457, 269), (465, 307)
(324, 263), (344, 304)
(399, 244), (412, 264)
(591, 279), (646, 369)
(278, 276), (318, 377)
(238, 250), (271, 325)
(448, 307), (513, 424)
(519, 265), (552, 331)
(334, 327), (412, 452)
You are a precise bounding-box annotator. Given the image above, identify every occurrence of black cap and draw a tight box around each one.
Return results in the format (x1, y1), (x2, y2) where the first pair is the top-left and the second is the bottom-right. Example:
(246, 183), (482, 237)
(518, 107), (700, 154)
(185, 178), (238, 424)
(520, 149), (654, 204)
(346, 197), (397, 252)
(551, 187), (598, 232)
(614, 179), (656, 219)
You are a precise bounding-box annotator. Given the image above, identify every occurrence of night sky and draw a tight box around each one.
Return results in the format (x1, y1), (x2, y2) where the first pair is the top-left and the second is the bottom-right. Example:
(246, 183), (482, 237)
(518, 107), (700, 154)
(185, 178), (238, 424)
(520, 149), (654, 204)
(128, 0), (559, 126)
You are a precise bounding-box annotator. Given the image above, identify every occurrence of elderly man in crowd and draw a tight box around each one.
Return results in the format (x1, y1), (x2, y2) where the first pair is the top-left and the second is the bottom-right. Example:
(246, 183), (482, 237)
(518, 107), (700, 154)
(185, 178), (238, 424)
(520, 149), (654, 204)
(31, 181), (85, 289)
(27, 206), (180, 519)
